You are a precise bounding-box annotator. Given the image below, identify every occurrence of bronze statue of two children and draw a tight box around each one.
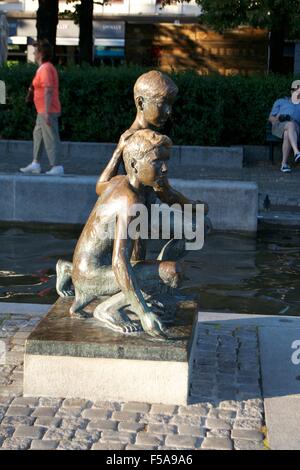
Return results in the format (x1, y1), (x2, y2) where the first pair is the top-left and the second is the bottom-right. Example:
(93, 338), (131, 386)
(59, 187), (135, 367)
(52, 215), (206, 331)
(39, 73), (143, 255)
(56, 71), (210, 339)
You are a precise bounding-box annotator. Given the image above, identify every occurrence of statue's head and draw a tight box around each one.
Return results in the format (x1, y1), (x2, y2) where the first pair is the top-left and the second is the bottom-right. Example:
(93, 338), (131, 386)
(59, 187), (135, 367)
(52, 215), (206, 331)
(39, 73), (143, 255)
(133, 70), (178, 128)
(123, 129), (172, 188)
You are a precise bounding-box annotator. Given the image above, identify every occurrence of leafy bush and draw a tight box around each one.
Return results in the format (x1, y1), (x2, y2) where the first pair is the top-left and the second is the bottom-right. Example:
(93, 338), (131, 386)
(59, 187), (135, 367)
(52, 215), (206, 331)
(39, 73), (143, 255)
(0, 63), (296, 145)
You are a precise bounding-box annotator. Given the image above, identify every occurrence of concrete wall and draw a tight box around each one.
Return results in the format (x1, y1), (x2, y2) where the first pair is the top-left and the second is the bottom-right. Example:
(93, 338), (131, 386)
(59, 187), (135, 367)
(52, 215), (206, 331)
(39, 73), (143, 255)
(0, 140), (244, 173)
(0, 174), (258, 233)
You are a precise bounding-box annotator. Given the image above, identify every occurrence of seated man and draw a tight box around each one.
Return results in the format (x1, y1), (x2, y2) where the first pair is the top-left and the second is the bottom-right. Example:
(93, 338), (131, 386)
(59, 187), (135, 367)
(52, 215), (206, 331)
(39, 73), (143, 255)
(269, 80), (300, 172)
(57, 130), (201, 338)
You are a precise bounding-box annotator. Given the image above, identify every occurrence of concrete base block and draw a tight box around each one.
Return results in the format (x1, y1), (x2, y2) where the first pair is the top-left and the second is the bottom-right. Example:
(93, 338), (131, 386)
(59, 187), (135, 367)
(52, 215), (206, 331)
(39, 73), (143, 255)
(24, 354), (190, 405)
(23, 298), (198, 405)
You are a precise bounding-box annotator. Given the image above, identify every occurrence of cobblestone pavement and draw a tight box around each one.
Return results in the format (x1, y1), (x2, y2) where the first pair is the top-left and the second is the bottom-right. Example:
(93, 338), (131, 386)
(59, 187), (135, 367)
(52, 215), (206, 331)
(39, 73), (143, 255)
(0, 307), (268, 451)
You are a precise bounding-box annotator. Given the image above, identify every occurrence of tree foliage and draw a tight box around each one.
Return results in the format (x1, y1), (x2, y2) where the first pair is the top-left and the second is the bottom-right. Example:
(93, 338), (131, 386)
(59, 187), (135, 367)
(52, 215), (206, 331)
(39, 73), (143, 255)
(161, 0), (300, 37)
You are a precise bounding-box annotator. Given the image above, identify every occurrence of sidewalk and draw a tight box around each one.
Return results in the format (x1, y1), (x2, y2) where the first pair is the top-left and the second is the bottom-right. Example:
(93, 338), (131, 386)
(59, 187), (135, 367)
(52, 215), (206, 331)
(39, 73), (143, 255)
(1, 302), (300, 450)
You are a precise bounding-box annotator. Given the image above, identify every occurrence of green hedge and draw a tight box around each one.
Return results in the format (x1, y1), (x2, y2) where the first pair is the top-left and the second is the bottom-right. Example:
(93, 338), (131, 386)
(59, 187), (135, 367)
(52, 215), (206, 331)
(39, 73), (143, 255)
(0, 63), (296, 145)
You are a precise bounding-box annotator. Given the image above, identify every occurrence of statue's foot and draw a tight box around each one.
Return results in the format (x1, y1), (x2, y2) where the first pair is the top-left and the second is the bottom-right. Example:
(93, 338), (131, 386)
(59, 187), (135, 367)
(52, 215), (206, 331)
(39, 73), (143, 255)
(56, 259), (74, 297)
(94, 307), (142, 334)
(70, 309), (93, 319)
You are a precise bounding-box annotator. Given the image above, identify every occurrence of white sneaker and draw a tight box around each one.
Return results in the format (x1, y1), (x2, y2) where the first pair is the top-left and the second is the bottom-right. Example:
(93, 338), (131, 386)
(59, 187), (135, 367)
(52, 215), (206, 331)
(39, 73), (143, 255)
(19, 162), (41, 174)
(281, 164), (291, 173)
(45, 166), (64, 176)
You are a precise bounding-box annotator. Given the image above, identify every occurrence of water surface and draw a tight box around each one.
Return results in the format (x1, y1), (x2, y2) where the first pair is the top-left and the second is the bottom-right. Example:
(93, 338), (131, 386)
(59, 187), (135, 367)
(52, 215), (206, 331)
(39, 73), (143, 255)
(0, 226), (299, 316)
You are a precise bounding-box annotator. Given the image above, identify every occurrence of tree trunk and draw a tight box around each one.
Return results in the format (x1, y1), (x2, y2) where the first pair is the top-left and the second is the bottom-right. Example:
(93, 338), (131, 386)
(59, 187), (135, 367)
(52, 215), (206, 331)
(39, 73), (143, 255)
(268, 25), (286, 74)
(36, 0), (58, 56)
(78, 0), (94, 64)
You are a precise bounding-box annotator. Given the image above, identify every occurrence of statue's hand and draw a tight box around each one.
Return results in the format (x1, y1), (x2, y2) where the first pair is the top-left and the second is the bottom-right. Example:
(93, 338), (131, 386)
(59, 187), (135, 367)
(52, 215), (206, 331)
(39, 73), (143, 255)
(140, 311), (167, 339)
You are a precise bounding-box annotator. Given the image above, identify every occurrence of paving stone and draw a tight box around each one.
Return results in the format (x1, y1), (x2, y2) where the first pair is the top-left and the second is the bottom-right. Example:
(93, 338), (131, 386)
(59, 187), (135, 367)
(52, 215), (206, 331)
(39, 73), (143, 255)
(233, 439), (266, 450)
(30, 440), (59, 450)
(62, 398), (90, 408)
(39, 398), (63, 407)
(100, 430), (135, 444)
(6, 406), (32, 417)
(238, 385), (261, 394)
(150, 404), (178, 415)
(91, 442), (126, 450)
(136, 432), (164, 446)
(14, 425), (45, 439)
(171, 415), (202, 427)
(60, 417), (88, 430)
(165, 435), (201, 449)
(0, 425), (15, 438)
(201, 436), (233, 450)
(237, 407), (263, 420)
(2, 437), (32, 450)
(57, 439), (91, 450)
(43, 428), (75, 441)
(122, 402), (151, 413)
(126, 444), (158, 450)
(0, 396), (13, 406)
(118, 422), (146, 433)
(32, 407), (57, 418)
(177, 424), (205, 437)
(112, 411), (139, 422)
(11, 397), (39, 408)
(141, 413), (173, 425)
(1, 385), (23, 396)
(208, 408), (236, 420)
(147, 423), (177, 435)
(178, 405), (209, 416)
(231, 429), (264, 441)
(206, 429), (231, 438)
(205, 418), (233, 430)
(56, 407), (82, 418)
(2, 416), (35, 426)
(158, 446), (182, 450)
(237, 376), (259, 385)
(233, 418), (263, 430)
(12, 332), (31, 340)
(87, 420), (118, 432)
(82, 408), (111, 420)
(34, 417), (62, 428)
(93, 401), (122, 411)
(75, 429), (101, 443)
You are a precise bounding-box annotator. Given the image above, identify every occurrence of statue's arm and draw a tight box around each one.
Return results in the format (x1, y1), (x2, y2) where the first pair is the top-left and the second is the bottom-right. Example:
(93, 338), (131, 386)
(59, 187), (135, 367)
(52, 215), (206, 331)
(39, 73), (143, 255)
(96, 129), (135, 196)
(96, 145), (123, 196)
(154, 177), (209, 214)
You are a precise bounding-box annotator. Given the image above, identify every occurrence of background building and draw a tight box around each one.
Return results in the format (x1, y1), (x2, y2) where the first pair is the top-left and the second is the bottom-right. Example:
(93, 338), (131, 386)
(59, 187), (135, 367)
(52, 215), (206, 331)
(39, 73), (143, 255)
(0, 0), (275, 74)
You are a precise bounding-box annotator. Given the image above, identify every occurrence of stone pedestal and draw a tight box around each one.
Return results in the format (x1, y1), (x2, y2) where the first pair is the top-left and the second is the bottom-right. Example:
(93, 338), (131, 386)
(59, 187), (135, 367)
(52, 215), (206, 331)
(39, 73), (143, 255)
(24, 298), (199, 405)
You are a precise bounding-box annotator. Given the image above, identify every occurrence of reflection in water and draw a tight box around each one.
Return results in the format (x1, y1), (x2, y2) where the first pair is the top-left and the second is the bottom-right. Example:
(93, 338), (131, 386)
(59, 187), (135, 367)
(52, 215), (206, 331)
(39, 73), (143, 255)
(0, 226), (299, 316)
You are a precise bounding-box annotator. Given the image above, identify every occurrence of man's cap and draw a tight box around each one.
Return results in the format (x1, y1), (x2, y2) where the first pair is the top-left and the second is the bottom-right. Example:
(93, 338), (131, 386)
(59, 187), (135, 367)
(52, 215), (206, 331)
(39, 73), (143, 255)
(291, 80), (300, 89)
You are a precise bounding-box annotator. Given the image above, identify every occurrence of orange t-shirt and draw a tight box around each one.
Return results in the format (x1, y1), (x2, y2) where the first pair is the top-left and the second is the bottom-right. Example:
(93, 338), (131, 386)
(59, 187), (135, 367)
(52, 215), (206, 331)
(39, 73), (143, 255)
(32, 62), (61, 114)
